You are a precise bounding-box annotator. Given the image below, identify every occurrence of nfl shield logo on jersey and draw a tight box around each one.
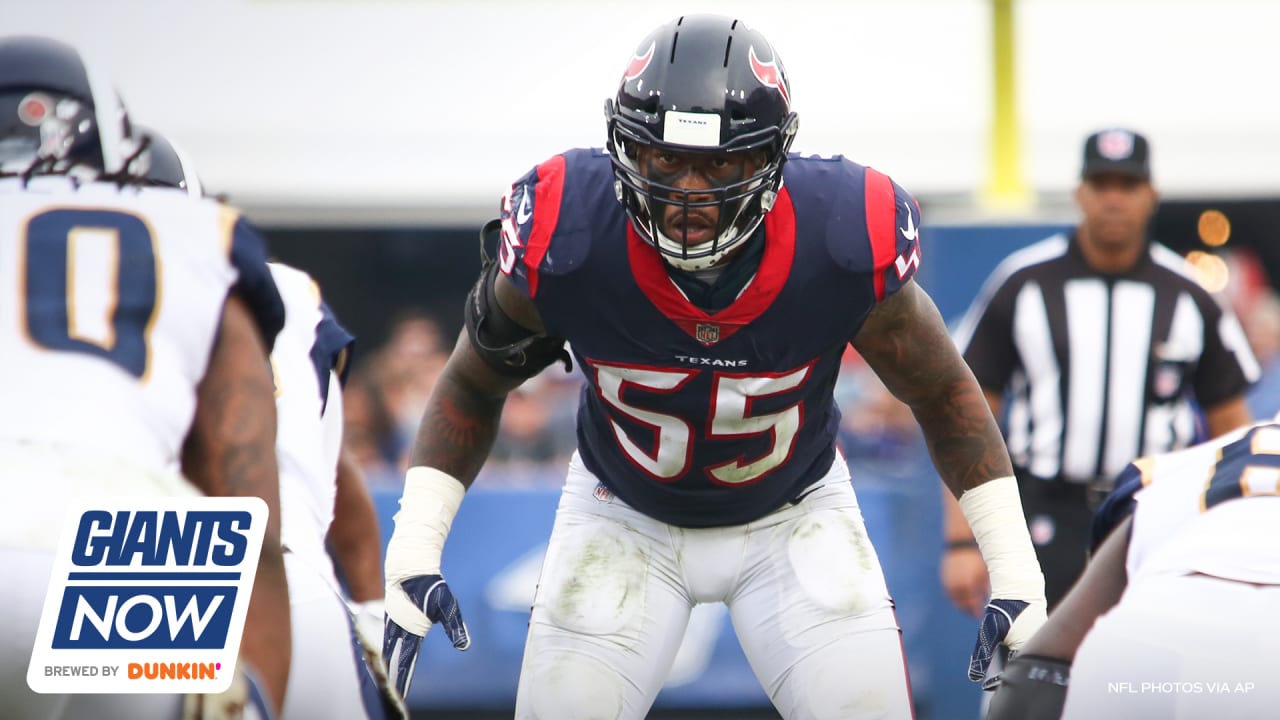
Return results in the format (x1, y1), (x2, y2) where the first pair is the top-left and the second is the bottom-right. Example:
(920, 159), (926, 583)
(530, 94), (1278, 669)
(26, 497), (267, 695)
(593, 483), (614, 504)
(695, 323), (721, 346)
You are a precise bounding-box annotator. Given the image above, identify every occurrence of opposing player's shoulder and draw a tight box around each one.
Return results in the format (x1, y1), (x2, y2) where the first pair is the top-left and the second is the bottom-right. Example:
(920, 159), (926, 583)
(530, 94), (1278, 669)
(267, 261), (321, 306)
(265, 261), (352, 409)
(264, 262), (350, 349)
(1089, 459), (1151, 554)
(117, 184), (256, 260)
(216, 207), (285, 350)
(316, 301), (355, 397)
(1143, 422), (1258, 490)
(1091, 434), (1230, 553)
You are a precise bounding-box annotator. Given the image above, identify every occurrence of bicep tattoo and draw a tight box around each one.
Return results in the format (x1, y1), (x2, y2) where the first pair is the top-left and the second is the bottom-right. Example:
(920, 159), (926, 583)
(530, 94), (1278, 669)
(852, 282), (1013, 492)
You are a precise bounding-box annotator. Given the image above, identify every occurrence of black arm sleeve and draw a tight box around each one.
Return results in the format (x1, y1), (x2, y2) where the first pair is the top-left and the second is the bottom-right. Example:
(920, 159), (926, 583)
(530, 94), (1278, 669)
(464, 260), (571, 379)
(986, 655), (1071, 720)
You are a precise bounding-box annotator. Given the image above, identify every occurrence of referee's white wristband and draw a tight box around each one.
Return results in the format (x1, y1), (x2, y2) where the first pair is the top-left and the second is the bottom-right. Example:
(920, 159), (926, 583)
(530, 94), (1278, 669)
(383, 466), (466, 586)
(958, 476), (1045, 604)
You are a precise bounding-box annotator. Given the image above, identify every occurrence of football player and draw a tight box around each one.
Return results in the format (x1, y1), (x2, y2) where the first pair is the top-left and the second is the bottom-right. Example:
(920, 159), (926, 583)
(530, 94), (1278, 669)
(142, 129), (403, 720)
(987, 420), (1280, 718)
(0, 36), (289, 719)
(382, 15), (1047, 719)
(265, 259), (396, 720)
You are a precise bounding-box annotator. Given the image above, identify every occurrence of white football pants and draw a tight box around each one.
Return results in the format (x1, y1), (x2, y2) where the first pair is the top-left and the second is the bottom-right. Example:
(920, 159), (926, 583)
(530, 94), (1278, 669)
(279, 550), (372, 720)
(514, 453), (914, 720)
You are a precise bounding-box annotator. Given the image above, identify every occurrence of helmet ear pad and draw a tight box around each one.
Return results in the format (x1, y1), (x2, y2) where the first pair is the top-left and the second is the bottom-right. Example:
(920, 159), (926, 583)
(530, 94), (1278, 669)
(604, 15), (799, 270)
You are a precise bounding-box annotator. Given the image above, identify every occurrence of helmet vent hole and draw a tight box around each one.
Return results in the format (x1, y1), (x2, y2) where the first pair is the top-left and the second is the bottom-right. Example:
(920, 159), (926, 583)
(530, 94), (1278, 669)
(722, 37), (733, 67)
(670, 32), (679, 62)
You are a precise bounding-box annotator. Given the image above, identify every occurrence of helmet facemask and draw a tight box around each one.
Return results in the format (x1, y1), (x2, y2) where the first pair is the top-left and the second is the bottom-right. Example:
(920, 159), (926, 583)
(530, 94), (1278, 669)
(608, 107), (797, 271)
(0, 90), (102, 177)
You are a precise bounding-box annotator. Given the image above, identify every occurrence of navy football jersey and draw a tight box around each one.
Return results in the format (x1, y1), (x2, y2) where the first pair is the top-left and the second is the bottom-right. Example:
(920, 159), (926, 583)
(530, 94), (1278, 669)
(498, 149), (921, 527)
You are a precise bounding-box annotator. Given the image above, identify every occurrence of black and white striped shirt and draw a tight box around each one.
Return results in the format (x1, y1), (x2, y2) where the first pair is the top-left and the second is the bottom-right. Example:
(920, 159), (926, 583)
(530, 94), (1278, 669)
(954, 232), (1259, 484)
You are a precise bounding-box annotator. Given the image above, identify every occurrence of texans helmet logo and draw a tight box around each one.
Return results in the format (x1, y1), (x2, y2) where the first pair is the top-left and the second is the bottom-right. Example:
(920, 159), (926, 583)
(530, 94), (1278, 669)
(749, 46), (790, 106)
(622, 41), (656, 83)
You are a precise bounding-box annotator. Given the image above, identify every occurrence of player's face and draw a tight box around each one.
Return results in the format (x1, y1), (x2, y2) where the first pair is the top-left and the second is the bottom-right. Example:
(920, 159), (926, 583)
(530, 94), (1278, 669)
(1076, 173), (1158, 249)
(636, 146), (765, 249)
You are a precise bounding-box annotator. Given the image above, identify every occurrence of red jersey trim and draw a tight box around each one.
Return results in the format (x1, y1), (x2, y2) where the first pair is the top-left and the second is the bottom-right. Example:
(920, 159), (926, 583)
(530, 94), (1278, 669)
(863, 168), (897, 302)
(523, 155), (567, 297)
(628, 187), (797, 344)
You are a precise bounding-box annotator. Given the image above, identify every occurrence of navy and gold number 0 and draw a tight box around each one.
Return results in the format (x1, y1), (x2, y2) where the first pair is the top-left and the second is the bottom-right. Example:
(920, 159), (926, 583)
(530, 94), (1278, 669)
(22, 208), (158, 379)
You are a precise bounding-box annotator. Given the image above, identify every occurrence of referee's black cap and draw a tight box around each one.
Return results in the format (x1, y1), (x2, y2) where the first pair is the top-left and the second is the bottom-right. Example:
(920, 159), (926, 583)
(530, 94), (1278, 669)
(1082, 128), (1151, 180)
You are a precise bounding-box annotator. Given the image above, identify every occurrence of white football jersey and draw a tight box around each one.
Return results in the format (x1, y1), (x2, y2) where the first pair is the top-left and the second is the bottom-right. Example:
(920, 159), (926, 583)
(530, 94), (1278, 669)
(268, 262), (352, 557)
(1127, 421), (1280, 585)
(0, 177), (282, 474)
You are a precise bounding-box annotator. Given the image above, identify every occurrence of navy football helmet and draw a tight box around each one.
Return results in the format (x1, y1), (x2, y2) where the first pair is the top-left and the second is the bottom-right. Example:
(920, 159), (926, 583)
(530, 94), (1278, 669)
(0, 35), (139, 179)
(137, 125), (204, 197)
(605, 15), (799, 270)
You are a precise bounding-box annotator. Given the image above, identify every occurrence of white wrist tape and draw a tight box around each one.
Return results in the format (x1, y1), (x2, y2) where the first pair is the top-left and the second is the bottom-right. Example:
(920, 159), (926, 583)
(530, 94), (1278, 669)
(958, 476), (1045, 605)
(383, 466), (465, 586)
(350, 598), (386, 657)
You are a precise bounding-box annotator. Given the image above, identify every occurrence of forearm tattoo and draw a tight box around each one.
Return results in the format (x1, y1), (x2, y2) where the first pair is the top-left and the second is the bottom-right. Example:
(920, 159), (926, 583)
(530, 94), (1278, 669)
(409, 372), (506, 485)
(853, 284), (1014, 494)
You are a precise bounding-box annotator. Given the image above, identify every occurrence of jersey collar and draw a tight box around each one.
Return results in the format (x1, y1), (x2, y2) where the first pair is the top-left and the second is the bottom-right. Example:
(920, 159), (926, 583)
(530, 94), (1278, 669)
(627, 187), (796, 346)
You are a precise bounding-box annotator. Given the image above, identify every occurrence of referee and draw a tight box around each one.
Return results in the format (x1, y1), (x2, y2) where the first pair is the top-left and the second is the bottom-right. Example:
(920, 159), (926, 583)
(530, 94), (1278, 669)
(940, 128), (1260, 612)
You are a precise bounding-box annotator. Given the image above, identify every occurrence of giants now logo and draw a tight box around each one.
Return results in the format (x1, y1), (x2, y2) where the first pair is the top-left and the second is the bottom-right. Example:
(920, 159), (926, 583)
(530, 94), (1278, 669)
(27, 497), (266, 695)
